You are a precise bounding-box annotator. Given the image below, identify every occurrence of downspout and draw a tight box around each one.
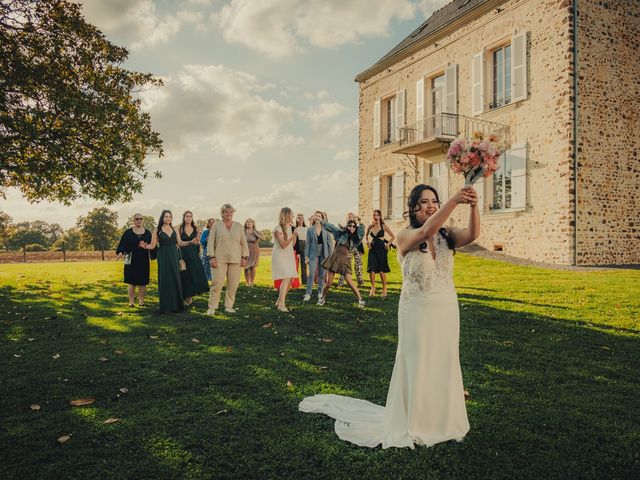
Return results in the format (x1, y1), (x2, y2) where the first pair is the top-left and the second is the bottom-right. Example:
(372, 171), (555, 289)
(572, 0), (579, 266)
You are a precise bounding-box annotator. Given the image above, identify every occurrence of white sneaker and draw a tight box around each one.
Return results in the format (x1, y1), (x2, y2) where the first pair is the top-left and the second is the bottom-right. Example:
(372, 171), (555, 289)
(206, 308), (216, 316)
(224, 308), (237, 314)
(303, 294), (311, 302)
(357, 299), (366, 309)
(317, 297), (325, 306)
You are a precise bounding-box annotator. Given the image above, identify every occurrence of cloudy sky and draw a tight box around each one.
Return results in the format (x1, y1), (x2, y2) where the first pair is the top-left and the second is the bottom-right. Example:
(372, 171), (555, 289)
(3, 0), (448, 229)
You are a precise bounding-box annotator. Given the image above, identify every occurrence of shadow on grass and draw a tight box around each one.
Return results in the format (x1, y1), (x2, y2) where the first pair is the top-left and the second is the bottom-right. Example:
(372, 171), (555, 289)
(0, 281), (638, 480)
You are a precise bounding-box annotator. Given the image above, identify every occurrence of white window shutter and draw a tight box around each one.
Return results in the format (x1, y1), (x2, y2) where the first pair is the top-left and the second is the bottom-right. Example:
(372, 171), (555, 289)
(444, 64), (458, 114)
(372, 176), (380, 211)
(392, 170), (405, 219)
(511, 33), (527, 102)
(472, 52), (484, 116)
(373, 99), (381, 148)
(416, 79), (424, 140)
(395, 89), (406, 142)
(509, 143), (527, 209)
(439, 162), (449, 201)
(475, 178), (485, 213)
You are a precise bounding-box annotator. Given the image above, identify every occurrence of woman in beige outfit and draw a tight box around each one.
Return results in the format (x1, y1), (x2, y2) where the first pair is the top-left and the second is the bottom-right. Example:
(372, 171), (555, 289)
(206, 204), (249, 315)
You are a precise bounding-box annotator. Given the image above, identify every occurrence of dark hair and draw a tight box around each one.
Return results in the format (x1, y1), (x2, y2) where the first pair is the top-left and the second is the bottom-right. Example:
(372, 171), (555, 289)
(157, 209), (172, 235)
(373, 209), (385, 226)
(179, 210), (197, 235)
(296, 214), (306, 227)
(404, 184), (455, 252)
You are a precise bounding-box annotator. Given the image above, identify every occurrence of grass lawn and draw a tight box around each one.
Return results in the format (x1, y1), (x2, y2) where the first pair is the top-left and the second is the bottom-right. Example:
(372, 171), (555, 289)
(0, 255), (638, 479)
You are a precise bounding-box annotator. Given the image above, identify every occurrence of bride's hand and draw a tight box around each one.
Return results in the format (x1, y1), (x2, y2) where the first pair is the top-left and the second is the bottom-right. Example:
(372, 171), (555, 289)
(451, 187), (476, 205)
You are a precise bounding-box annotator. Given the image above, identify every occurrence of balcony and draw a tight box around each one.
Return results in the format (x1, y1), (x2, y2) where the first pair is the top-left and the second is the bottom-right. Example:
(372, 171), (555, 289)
(393, 113), (510, 158)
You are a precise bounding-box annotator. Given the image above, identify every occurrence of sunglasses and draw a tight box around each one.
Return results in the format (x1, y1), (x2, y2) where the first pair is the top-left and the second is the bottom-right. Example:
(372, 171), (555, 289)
(134, 217), (143, 220)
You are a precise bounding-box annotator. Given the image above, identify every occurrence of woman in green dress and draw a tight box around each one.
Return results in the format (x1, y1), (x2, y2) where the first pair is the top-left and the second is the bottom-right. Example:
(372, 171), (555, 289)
(178, 211), (210, 305)
(140, 210), (195, 313)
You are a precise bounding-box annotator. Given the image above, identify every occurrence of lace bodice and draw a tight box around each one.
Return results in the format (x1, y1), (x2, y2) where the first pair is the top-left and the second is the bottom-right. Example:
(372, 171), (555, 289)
(399, 232), (455, 302)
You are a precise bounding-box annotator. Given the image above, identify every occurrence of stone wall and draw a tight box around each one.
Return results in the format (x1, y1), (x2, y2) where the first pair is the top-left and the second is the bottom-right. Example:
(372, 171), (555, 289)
(359, 0), (578, 264)
(575, 0), (640, 265)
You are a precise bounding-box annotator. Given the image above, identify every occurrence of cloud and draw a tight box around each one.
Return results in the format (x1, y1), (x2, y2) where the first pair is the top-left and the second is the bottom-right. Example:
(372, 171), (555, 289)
(416, 0), (451, 18)
(212, 0), (416, 58)
(300, 102), (357, 149)
(234, 169), (358, 226)
(78, 0), (206, 50)
(140, 64), (302, 160)
(333, 149), (354, 161)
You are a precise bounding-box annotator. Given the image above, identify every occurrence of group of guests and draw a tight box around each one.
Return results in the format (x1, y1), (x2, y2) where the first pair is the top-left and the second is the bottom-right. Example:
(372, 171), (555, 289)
(116, 205), (397, 314)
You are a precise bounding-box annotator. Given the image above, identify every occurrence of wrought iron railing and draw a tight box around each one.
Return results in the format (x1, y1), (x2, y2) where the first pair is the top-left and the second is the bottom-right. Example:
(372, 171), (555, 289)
(398, 113), (509, 147)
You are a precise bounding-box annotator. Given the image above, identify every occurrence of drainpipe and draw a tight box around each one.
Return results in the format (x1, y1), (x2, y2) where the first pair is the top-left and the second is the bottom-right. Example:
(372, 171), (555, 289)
(572, 0), (579, 266)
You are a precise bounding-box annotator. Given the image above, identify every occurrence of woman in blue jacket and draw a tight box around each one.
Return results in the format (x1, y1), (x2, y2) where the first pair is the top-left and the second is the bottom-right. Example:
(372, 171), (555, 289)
(319, 217), (366, 308)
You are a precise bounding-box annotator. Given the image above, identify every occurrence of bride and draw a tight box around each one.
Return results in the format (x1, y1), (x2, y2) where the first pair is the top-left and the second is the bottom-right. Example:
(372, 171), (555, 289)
(299, 184), (479, 449)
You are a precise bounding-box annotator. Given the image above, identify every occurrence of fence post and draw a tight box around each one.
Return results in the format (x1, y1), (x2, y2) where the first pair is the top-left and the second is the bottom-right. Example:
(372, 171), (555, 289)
(22, 245), (26, 263)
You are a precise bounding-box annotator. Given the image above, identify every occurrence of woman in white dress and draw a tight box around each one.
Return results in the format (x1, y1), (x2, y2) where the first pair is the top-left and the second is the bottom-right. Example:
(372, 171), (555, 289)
(272, 207), (298, 313)
(299, 184), (479, 449)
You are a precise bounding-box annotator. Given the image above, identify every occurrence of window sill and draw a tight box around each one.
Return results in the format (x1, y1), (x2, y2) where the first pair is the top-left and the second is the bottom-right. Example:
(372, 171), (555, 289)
(482, 208), (526, 219)
(378, 140), (400, 151)
(478, 99), (525, 119)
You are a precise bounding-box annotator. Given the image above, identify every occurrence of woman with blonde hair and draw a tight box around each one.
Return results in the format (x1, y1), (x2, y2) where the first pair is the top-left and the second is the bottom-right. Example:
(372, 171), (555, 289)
(243, 218), (263, 287)
(206, 204), (249, 315)
(271, 207), (298, 312)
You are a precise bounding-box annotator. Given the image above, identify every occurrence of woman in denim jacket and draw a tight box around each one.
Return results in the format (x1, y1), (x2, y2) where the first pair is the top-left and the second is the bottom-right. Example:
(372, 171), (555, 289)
(319, 218), (366, 308)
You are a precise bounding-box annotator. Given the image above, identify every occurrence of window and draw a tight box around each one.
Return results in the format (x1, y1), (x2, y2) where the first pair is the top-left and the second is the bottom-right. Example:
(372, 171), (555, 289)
(428, 161), (449, 202)
(382, 96), (396, 144)
(490, 145), (527, 212)
(385, 175), (393, 219)
(491, 44), (511, 109)
(431, 74), (445, 131)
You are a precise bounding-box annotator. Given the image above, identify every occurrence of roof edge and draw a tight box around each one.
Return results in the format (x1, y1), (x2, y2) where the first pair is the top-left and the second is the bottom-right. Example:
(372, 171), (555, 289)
(355, 0), (504, 83)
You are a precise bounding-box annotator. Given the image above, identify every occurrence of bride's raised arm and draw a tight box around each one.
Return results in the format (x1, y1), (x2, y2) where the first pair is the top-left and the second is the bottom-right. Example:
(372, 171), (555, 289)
(397, 187), (475, 256)
(448, 189), (481, 248)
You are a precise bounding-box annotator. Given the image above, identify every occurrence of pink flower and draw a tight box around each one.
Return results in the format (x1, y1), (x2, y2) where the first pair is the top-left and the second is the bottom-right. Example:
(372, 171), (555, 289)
(478, 142), (489, 152)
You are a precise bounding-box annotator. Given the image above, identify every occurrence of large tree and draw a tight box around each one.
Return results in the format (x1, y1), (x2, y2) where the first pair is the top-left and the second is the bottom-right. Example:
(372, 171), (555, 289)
(52, 226), (81, 251)
(7, 221), (48, 251)
(0, 0), (163, 205)
(77, 207), (118, 260)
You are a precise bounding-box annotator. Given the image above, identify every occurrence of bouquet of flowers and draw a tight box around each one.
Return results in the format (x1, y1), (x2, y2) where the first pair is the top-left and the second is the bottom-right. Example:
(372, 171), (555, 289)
(447, 131), (508, 185)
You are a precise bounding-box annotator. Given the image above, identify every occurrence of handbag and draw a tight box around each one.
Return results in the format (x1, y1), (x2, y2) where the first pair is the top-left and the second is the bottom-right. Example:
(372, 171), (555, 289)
(178, 248), (187, 271)
(123, 252), (132, 265)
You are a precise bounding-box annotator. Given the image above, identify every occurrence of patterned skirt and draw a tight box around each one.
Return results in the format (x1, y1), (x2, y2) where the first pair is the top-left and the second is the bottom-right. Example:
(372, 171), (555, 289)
(321, 244), (351, 276)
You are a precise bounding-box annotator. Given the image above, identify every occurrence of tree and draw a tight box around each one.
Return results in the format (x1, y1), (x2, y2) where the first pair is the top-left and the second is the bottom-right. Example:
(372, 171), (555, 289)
(7, 221), (48, 260)
(52, 227), (81, 251)
(260, 229), (272, 243)
(122, 215), (156, 232)
(77, 207), (118, 260)
(0, 0), (163, 205)
(0, 210), (12, 249)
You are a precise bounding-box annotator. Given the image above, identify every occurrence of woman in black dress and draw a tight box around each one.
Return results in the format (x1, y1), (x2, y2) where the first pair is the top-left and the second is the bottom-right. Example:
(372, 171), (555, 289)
(178, 211), (210, 306)
(116, 213), (152, 307)
(366, 209), (396, 298)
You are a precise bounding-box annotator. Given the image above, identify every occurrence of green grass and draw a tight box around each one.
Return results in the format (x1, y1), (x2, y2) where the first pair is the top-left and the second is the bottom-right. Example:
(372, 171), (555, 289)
(0, 255), (638, 480)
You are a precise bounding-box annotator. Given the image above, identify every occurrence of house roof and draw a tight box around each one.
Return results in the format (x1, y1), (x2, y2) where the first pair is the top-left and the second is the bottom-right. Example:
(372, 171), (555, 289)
(355, 0), (492, 83)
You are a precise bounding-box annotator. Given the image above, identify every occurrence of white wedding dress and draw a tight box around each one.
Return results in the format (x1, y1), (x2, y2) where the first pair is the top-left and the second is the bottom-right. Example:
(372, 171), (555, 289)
(299, 233), (470, 449)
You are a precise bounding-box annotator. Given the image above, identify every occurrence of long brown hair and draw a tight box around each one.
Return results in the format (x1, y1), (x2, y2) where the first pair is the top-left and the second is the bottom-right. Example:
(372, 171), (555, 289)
(179, 210), (197, 234)
(278, 207), (292, 240)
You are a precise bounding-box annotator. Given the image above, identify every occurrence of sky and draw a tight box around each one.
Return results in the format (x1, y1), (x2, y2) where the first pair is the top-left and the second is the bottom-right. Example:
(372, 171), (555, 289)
(2, 0), (448, 229)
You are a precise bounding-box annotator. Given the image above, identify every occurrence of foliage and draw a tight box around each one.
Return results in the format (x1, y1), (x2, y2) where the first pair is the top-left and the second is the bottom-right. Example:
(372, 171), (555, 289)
(0, 209), (13, 248)
(0, 0), (163, 205)
(6, 219), (64, 250)
(77, 207), (118, 256)
(122, 215), (156, 233)
(51, 227), (81, 251)
(24, 243), (46, 251)
(0, 256), (638, 479)
(259, 229), (272, 243)
(6, 221), (48, 249)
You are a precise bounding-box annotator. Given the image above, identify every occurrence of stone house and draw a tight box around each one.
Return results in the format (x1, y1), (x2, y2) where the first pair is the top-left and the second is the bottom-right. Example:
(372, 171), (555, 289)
(356, 0), (639, 265)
